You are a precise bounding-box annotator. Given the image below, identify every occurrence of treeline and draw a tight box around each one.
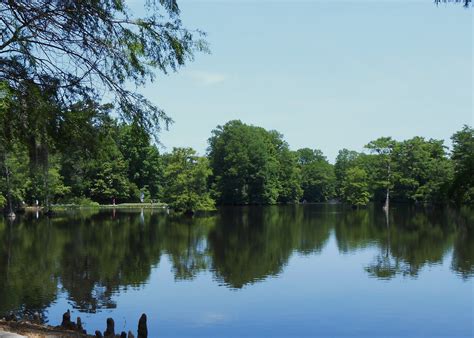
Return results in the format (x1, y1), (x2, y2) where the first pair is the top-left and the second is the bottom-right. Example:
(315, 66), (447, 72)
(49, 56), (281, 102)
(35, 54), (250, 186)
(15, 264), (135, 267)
(0, 96), (472, 212)
(0, 98), (213, 213)
(208, 120), (473, 207)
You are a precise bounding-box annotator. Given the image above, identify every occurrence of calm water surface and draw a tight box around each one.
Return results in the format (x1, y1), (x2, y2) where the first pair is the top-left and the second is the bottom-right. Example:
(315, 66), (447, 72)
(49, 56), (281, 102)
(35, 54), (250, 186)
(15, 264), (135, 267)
(0, 204), (473, 337)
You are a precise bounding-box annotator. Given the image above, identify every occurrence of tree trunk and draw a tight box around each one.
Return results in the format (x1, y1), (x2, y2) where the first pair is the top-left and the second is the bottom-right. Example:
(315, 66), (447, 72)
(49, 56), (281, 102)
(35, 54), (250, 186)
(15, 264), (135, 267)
(4, 153), (14, 217)
(41, 125), (51, 214)
(383, 162), (390, 210)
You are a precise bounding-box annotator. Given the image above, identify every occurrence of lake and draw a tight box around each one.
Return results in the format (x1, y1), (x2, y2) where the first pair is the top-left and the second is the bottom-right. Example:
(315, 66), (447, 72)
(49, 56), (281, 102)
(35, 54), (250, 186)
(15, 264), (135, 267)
(0, 204), (472, 337)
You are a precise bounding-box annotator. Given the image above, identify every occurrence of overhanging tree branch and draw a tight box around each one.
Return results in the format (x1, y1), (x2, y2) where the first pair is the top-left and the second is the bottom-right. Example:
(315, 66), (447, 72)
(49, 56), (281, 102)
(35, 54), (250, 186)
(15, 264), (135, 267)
(0, 0), (208, 134)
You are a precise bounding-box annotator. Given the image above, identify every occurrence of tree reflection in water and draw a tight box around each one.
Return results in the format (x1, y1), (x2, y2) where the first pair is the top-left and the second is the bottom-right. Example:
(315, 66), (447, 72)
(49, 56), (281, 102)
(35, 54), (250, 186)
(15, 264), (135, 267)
(0, 204), (472, 319)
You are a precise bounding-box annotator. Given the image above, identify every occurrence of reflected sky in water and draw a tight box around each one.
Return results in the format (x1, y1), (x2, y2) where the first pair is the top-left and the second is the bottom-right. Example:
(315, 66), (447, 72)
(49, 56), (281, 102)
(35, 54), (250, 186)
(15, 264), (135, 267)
(0, 204), (473, 337)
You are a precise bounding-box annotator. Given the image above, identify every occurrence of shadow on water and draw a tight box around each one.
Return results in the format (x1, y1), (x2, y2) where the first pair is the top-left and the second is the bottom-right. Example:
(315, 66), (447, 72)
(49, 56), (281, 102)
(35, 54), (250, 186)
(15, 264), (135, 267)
(0, 204), (472, 320)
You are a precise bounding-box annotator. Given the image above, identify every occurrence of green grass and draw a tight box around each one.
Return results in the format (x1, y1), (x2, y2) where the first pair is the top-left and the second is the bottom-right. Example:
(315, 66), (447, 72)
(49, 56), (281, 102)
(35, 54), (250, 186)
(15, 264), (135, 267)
(24, 202), (168, 211)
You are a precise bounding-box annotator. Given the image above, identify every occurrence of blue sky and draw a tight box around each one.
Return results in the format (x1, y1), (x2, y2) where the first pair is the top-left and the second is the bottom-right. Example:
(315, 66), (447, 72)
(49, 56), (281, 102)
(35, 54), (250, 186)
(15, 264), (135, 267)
(131, 0), (472, 162)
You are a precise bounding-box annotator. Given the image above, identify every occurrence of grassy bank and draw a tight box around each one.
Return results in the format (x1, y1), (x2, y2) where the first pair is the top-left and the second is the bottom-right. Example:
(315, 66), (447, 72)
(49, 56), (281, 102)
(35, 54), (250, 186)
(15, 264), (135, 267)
(23, 202), (168, 212)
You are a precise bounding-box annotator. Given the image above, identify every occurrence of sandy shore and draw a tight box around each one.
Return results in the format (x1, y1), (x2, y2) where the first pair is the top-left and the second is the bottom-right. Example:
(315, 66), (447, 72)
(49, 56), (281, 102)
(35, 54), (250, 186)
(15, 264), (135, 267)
(0, 321), (91, 338)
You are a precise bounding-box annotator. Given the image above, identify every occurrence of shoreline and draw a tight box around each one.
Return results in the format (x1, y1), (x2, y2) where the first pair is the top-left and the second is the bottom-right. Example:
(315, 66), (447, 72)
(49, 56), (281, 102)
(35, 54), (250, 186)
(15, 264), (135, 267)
(0, 319), (91, 337)
(1, 311), (147, 338)
(23, 203), (168, 212)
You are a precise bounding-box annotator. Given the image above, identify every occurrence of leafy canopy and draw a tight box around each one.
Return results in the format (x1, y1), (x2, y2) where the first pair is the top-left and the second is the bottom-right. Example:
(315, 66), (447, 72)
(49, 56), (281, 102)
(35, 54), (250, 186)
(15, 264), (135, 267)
(0, 0), (208, 132)
(163, 147), (215, 212)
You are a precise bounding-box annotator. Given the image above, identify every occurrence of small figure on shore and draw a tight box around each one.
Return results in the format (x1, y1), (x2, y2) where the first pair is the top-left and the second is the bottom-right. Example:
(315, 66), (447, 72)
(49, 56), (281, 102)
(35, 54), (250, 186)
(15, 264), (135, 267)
(112, 197), (116, 206)
(140, 191), (145, 203)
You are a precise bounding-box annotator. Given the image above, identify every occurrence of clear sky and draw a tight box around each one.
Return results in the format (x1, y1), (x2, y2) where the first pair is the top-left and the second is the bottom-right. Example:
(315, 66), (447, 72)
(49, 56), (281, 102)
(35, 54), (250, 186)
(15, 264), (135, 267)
(131, 0), (472, 162)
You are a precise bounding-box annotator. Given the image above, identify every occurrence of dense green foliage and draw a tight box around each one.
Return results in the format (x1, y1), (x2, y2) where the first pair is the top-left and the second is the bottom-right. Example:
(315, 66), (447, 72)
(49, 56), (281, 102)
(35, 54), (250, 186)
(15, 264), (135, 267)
(340, 167), (371, 207)
(163, 148), (215, 212)
(0, 0), (209, 212)
(450, 126), (474, 204)
(0, 104), (472, 211)
(335, 136), (458, 207)
(1, 1), (470, 211)
(0, 0), (207, 134)
(207, 121), (280, 204)
(296, 148), (336, 202)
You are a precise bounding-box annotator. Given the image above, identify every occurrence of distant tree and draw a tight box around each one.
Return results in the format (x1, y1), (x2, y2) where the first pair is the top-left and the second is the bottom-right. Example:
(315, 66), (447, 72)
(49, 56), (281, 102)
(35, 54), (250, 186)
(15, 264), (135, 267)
(365, 137), (396, 209)
(88, 120), (131, 203)
(117, 122), (164, 201)
(296, 148), (326, 165)
(56, 101), (110, 200)
(276, 153), (303, 204)
(392, 137), (453, 204)
(341, 167), (370, 207)
(208, 120), (280, 205)
(334, 149), (361, 197)
(450, 125), (474, 204)
(0, 82), (30, 210)
(163, 148), (215, 213)
(27, 154), (70, 205)
(296, 148), (335, 202)
(269, 132), (302, 204)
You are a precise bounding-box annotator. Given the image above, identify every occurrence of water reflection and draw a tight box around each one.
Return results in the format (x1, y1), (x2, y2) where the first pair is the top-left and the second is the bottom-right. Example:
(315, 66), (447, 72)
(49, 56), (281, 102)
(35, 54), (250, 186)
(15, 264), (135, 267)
(209, 206), (332, 288)
(0, 204), (472, 319)
(334, 206), (459, 279)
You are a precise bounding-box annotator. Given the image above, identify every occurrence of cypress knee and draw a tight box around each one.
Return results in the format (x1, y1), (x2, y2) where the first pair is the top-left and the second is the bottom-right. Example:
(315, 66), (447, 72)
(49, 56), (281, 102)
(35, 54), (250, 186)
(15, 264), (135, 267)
(137, 314), (147, 338)
(104, 317), (115, 337)
(77, 317), (86, 334)
(61, 310), (71, 328)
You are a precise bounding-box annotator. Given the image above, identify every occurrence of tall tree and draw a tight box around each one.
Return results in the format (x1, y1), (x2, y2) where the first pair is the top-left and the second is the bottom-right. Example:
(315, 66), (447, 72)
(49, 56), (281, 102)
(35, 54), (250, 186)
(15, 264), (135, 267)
(56, 101), (109, 200)
(7, 83), (67, 210)
(269, 132), (302, 204)
(117, 122), (164, 201)
(392, 137), (453, 204)
(365, 137), (396, 209)
(296, 148), (326, 165)
(87, 119), (131, 203)
(341, 167), (370, 208)
(450, 125), (474, 204)
(208, 120), (280, 205)
(0, 81), (12, 213)
(163, 147), (214, 213)
(296, 148), (335, 202)
(334, 149), (360, 198)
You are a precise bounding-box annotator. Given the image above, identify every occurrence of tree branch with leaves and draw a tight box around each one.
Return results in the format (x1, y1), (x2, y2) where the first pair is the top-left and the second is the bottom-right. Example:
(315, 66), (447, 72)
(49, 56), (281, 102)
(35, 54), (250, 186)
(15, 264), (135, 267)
(0, 0), (208, 133)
